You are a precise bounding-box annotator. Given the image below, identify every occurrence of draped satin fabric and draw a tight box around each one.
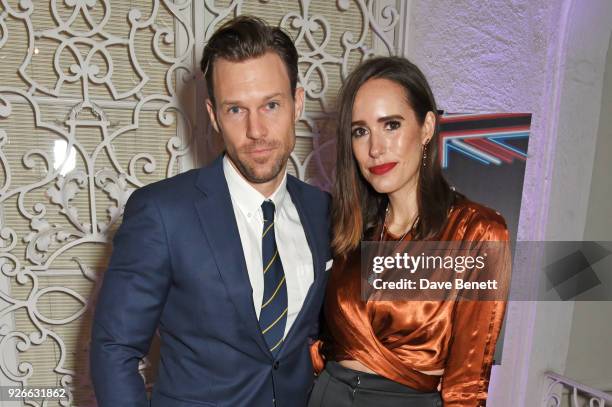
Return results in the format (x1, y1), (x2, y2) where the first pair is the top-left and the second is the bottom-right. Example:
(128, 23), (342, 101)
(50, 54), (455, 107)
(311, 199), (511, 406)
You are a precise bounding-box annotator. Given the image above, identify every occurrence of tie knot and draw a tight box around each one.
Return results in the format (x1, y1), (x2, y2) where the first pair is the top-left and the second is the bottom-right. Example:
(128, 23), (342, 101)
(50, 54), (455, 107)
(261, 200), (276, 222)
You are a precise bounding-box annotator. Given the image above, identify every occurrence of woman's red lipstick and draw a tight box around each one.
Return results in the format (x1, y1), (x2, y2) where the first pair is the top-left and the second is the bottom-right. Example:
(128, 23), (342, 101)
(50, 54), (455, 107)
(369, 162), (397, 175)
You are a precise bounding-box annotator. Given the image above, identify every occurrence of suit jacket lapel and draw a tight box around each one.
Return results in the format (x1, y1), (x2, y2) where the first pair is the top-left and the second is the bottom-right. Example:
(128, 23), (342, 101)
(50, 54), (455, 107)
(286, 177), (322, 282)
(193, 157), (271, 357)
(281, 177), (323, 353)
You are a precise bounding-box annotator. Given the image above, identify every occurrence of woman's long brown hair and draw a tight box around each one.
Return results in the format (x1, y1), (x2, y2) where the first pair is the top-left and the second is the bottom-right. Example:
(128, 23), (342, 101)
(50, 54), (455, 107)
(332, 57), (456, 258)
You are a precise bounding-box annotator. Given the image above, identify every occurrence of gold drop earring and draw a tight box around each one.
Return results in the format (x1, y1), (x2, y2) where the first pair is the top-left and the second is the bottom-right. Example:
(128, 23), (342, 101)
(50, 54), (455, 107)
(422, 139), (430, 167)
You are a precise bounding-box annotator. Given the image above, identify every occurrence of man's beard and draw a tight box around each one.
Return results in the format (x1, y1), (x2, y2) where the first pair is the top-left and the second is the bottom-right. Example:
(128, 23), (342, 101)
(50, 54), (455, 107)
(228, 142), (291, 184)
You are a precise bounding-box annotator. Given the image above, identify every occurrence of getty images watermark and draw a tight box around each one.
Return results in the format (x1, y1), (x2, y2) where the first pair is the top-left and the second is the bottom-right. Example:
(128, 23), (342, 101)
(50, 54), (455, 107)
(361, 241), (612, 302)
(361, 241), (510, 301)
(371, 251), (497, 289)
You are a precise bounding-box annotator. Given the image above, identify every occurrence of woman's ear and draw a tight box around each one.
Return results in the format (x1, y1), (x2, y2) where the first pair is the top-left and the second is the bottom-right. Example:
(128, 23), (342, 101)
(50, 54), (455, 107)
(421, 111), (436, 145)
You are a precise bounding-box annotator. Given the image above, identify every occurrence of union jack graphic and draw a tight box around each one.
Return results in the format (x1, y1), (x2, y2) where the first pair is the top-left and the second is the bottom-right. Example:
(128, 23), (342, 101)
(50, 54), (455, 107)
(439, 113), (530, 168)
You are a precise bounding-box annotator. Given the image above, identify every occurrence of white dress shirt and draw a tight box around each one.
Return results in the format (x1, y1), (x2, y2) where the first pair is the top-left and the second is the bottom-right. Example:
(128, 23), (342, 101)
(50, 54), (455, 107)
(223, 155), (314, 337)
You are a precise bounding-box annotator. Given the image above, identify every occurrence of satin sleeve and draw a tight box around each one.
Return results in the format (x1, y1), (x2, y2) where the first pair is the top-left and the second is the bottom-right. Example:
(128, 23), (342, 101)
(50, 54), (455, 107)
(310, 339), (325, 374)
(441, 219), (511, 406)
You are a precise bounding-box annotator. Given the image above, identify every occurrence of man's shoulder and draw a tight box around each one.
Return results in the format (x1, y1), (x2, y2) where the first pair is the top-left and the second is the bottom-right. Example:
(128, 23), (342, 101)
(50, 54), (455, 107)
(129, 168), (201, 205)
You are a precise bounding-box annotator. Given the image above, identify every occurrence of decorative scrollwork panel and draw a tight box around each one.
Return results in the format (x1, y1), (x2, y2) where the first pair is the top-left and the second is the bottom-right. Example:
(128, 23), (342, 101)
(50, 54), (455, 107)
(0, 1), (404, 405)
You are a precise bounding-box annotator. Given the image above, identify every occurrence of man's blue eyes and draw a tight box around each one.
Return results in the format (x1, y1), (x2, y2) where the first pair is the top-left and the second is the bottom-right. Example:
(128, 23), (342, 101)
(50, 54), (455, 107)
(227, 103), (279, 114)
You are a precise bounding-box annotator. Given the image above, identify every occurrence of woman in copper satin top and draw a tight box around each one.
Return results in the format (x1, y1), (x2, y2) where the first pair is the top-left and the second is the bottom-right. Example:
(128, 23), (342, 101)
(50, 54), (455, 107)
(308, 57), (511, 407)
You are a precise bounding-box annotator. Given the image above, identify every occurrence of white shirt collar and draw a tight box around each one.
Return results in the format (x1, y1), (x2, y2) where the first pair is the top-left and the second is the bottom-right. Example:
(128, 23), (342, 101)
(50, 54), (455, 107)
(223, 154), (288, 218)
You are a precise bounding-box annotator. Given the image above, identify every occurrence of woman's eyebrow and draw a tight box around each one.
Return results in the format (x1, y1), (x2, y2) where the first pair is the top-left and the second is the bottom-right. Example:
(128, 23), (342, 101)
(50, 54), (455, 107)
(351, 114), (405, 126)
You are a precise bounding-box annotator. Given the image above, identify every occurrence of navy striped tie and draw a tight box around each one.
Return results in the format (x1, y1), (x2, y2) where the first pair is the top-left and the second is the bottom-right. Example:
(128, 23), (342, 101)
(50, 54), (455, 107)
(259, 200), (288, 355)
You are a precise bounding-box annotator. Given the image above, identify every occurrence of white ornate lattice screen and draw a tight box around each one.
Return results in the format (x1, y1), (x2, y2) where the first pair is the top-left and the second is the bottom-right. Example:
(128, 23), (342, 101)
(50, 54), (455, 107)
(0, 1), (406, 405)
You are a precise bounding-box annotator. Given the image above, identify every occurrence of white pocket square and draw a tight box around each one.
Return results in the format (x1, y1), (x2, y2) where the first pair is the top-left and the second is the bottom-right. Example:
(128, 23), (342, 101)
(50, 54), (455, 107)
(325, 259), (334, 271)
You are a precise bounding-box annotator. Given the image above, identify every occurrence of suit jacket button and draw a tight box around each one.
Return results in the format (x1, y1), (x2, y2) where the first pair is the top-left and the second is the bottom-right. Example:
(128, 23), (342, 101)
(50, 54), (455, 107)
(273, 361), (280, 370)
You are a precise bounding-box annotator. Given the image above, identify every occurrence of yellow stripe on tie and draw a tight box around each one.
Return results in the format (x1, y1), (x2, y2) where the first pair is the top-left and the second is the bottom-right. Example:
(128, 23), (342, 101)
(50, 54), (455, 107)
(261, 308), (288, 335)
(262, 221), (275, 238)
(262, 276), (286, 309)
(270, 337), (284, 352)
(263, 249), (279, 275)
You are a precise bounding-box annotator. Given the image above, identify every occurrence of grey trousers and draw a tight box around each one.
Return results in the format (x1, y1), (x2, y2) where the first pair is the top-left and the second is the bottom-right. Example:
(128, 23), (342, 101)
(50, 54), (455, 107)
(308, 361), (443, 407)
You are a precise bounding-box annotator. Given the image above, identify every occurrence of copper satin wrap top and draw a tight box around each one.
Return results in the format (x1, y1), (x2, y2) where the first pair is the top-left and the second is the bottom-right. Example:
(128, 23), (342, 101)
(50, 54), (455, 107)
(311, 199), (510, 406)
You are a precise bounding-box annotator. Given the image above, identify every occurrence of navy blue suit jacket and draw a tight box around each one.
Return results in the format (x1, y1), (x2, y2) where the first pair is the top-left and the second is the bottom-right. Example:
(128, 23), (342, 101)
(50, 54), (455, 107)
(90, 156), (331, 407)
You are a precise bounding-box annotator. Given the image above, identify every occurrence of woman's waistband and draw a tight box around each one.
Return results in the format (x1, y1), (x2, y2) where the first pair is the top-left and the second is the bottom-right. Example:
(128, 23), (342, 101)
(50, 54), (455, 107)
(325, 361), (438, 395)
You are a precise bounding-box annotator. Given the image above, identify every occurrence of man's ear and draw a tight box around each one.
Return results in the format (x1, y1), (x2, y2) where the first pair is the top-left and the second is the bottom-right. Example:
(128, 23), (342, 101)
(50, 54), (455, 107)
(293, 87), (305, 123)
(206, 98), (220, 133)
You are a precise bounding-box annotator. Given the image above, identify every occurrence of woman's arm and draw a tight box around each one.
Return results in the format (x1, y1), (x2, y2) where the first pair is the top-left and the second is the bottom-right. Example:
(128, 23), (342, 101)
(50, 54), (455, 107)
(441, 300), (507, 406)
(441, 218), (511, 406)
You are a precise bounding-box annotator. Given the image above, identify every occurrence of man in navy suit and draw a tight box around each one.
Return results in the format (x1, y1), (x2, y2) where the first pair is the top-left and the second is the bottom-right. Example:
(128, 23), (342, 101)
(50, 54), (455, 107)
(90, 16), (331, 407)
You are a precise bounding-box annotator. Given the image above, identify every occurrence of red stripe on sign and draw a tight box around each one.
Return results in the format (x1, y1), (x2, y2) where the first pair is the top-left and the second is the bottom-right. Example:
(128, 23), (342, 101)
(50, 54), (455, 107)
(440, 124), (530, 137)
(440, 113), (531, 123)
(463, 138), (523, 163)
